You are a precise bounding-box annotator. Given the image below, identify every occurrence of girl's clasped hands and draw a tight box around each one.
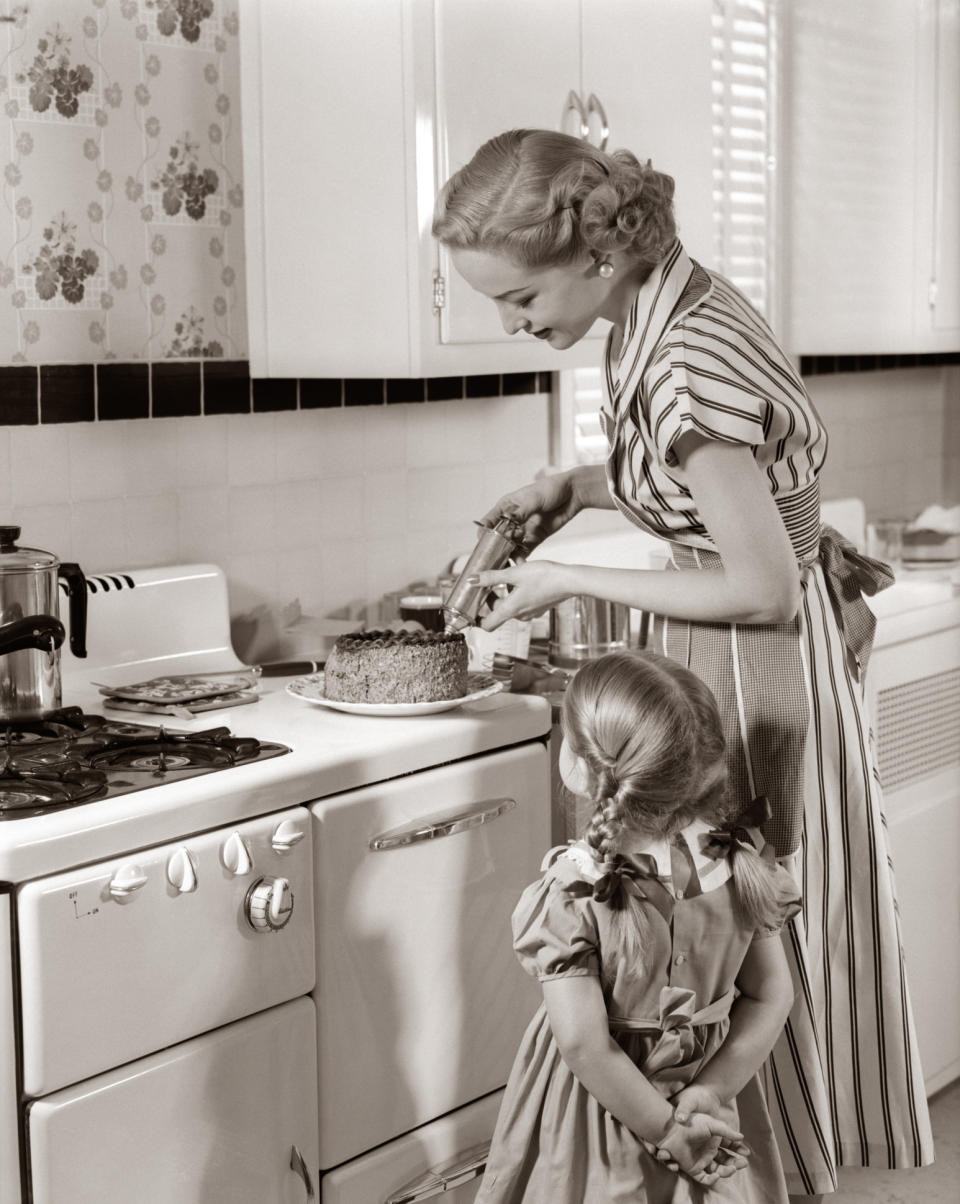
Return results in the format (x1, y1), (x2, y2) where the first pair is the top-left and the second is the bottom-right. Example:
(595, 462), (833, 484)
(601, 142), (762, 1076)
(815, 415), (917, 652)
(644, 1086), (752, 1186)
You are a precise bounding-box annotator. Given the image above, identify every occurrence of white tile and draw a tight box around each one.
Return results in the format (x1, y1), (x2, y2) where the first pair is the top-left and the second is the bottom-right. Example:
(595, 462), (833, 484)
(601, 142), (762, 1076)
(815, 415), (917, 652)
(69, 499), (128, 573)
(404, 528), (462, 584)
(227, 413), (277, 485)
(123, 419), (179, 495)
(275, 479), (324, 550)
(0, 427), (10, 507)
(177, 415), (229, 487)
(362, 405), (408, 470)
(274, 410), (326, 480)
(363, 469), (408, 536)
(10, 503), (74, 560)
(10, 425), (71, 505)
(315, 408), (364, 478)
(177, 486), (230, 562)
(406, 465), (460, 531)
(317, 538), (369, 617)
(122, 494), (179, 565)
(443, 462), (487, 525)
(447, 398), (494, 464)
(363, 535), (417, 603)
(405, 403), (451, 467)
(319, 473), (365, 540)
(228, 484), (277, 553)
(275, 554), (328, 618)
(224, 552), (280, 621)
(68, 423), (127, 501)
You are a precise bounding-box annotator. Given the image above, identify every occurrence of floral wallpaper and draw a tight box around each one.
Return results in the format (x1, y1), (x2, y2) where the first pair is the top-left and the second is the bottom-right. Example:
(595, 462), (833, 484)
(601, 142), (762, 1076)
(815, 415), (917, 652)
(0, 0), (246, 364)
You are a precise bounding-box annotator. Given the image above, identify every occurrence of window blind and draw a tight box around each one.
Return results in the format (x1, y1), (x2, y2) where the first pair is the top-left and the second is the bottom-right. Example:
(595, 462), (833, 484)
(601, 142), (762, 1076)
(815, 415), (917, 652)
(557, 0), (778, 468)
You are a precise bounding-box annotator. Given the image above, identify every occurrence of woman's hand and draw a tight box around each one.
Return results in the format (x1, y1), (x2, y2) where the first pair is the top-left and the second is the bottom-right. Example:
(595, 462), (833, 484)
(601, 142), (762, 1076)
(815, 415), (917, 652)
(464, 561), (574, 629)
(480, 470), (585, 552)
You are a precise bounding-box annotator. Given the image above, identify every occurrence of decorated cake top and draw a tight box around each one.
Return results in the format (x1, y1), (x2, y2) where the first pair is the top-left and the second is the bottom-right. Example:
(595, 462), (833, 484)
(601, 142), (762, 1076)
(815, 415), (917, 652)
(332, 629), (465, 650)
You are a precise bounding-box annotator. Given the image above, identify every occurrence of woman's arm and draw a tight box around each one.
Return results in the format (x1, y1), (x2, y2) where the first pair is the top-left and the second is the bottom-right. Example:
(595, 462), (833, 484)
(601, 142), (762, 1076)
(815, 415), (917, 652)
(675, 935), (795, 1112)
(541, 975), (744, 1177)
(474, 436), (801, 628)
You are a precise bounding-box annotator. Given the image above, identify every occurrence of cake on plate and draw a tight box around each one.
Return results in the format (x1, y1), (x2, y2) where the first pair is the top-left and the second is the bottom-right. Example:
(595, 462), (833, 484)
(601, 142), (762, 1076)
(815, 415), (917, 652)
(323, 629), (468, 704)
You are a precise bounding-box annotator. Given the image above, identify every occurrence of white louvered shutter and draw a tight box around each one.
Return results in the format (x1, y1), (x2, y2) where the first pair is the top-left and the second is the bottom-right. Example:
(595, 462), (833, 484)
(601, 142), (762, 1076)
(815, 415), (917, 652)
(556, 0), (779, 467)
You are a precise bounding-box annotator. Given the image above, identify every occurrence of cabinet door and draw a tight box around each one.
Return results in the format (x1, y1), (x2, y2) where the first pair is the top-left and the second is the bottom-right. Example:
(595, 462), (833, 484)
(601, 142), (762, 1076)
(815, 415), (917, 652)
(581, 0), (715, 266)
(433, 0), (590, 350)
(28, 998), (319, 1204)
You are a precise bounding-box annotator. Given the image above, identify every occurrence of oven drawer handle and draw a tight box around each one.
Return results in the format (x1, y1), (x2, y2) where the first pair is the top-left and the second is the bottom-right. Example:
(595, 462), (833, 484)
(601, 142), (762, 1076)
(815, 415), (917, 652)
(384, 1140), (489, 1202)
(290, 1145), (315, 1201)
(370, 798), (517, 851)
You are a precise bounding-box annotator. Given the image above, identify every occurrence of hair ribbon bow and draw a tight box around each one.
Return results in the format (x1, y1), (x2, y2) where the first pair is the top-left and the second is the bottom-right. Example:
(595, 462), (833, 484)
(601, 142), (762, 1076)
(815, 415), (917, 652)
(592, 852), (659, 910)
(700, 795), (774, 861)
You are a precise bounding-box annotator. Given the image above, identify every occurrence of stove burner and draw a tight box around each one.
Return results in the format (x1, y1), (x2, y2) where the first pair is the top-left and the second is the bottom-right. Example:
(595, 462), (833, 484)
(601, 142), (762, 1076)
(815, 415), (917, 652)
(0, 764), (108, 814)
(92, 742), (236, 773)
(0, 714), (289, 817)
(87, 725), (265, 775)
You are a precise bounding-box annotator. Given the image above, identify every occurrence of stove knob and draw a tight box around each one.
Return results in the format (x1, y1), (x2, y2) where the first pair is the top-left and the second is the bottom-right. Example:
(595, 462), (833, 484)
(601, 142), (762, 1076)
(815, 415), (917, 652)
(222, 831), (253, 876)
(245, 876), (293, 932)
(109, 862), (149, 901)
(167, 847), (198, 894)
(271, 819), (306, 853)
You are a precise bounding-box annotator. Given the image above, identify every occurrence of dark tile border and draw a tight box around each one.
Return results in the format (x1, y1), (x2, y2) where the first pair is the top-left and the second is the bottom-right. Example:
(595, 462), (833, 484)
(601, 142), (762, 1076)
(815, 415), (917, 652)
(8, 361), (559, 425)
(40, 364), (94, 423)
(152, 361), (201, 418)
(97, 362), (149, 421)
(0, 365), (39, 424)
(800, 351), (960, 376)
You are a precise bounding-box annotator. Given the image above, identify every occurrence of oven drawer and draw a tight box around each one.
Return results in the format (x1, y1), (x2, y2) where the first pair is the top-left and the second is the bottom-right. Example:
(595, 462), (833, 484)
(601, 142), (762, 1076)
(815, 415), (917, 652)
(17, 806), (314, 1096)
(312, 741), (549, 1167)
(320, 1088), (501, 1203)
(28, 996), (318, 1204)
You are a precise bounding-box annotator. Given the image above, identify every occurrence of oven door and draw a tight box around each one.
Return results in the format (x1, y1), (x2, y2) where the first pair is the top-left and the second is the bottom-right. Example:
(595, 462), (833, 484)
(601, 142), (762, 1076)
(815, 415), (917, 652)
(27, 997), (319, 1204)
(312, 740), (550, 1168)
(321, 1088), (501, 1203)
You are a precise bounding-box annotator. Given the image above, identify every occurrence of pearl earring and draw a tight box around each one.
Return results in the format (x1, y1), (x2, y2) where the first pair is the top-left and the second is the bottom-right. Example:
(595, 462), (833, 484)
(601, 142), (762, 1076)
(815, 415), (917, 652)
(598, 260), (614, 279)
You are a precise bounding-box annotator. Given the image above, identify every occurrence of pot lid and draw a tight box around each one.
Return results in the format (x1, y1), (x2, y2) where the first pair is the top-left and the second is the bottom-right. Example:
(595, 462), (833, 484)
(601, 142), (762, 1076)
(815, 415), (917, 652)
(0, 526), (57, 571)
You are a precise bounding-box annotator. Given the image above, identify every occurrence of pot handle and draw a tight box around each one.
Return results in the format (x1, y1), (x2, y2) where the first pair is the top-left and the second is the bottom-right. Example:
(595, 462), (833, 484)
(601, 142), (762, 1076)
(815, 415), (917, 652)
(58, 562), (87, 658)
(0, 614), (66, 657)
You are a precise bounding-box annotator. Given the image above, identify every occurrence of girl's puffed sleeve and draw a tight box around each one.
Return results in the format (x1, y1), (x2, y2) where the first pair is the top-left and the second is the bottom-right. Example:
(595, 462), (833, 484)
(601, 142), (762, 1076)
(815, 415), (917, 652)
(510, 868), (601, 981)
(752, 858), (803, 940)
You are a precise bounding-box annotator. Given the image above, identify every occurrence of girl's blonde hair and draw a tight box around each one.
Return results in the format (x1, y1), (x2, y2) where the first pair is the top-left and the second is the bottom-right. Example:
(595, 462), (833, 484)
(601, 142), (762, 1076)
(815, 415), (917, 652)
(561, 650), (788, 978)
(432, 129), (676, 270)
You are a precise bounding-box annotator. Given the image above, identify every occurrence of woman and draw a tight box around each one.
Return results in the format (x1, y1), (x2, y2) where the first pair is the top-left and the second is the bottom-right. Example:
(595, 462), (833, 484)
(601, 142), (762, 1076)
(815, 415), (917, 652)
(432, 129), (933, 1200)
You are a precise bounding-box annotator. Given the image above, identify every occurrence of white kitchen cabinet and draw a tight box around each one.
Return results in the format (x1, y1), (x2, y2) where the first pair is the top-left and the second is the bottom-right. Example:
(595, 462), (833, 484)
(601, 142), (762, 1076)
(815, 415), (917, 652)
(784, 0), (960, 354)
(239, 0), (714, 377)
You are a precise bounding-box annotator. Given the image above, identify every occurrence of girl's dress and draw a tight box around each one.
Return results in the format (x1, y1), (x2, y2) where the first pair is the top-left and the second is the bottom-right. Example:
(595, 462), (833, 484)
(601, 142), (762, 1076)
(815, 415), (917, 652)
(477, 819), (800, 1204)
(597, 239), (934, 1194)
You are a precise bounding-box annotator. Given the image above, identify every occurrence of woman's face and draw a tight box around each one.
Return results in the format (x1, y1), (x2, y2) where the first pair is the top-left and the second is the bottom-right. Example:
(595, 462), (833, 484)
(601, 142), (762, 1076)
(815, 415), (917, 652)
(449, 247), (613, 350)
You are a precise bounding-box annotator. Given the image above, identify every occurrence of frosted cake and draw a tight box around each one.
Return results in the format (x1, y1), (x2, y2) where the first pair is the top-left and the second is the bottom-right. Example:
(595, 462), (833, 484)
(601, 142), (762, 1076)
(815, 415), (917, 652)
(323, 629), (468, 704)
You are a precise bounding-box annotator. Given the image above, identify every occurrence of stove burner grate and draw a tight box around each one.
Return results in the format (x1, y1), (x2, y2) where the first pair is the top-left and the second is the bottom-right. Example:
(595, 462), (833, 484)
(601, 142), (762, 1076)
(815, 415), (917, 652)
(0, 764), (108, 815)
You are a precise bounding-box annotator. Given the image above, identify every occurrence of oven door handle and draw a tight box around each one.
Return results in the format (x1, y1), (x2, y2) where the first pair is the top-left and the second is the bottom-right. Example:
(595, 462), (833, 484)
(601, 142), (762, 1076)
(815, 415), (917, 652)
(384, 1140), (490, 1203)
(369, 797), (517, 851)
(290, 1145), (315, 1201)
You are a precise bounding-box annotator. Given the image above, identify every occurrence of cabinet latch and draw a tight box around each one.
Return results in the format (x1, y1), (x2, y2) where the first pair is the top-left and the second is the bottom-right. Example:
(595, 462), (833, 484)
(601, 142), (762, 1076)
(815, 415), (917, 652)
(928, 278), (938, 309)
(433, 271), (446, 313)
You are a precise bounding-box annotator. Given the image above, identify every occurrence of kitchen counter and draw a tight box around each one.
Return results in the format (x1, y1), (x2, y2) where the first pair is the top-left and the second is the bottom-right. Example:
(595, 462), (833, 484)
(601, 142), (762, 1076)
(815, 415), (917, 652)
(0, 675), (551, 883)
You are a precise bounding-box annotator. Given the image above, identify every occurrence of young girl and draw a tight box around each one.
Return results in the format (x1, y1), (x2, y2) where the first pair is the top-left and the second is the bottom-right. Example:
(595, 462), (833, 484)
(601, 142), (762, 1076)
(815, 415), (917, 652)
(476, 650), (799, 1203)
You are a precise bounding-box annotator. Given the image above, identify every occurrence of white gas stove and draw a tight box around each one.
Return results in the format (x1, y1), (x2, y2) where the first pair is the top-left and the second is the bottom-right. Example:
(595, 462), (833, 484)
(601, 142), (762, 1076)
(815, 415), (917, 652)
(0, 564), (552, 1204)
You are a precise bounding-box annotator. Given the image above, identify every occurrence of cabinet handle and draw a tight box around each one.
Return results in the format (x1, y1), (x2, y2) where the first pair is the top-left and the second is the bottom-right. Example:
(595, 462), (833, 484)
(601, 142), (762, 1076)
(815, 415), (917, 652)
(290, 1145), (315, 1201)
(369, 797), (517, 850)
(585, 92), (609, 150)
(561, 88), (589, 139)
(384, 1140), (489, 1202)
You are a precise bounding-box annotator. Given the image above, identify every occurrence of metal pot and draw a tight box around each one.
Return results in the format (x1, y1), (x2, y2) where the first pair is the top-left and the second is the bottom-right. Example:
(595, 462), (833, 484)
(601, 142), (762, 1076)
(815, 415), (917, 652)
(0, 526), (87, 721)
(548, 595), (631, 669)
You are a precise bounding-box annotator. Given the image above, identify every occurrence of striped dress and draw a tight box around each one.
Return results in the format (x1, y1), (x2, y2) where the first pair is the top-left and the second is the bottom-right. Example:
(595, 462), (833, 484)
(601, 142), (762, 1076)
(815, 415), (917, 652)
(598, 241), (934, 1195)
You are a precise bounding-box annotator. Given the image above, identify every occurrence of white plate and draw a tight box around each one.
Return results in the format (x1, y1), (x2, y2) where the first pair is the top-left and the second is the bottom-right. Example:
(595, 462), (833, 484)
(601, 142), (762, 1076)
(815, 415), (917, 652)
(285, 671), (504, 716)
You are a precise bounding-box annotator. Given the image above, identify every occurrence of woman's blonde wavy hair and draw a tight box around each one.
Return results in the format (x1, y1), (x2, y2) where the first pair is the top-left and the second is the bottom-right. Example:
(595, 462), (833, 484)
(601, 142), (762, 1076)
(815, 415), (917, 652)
(561, 650), (788, 980)
(432, 129), (677, 270)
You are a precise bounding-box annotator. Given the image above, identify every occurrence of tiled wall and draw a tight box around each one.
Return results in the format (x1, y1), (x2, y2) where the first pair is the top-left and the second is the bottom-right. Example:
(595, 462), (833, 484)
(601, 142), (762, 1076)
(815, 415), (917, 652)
(0, 384), (551, 659)
(805, 364), (959, 522)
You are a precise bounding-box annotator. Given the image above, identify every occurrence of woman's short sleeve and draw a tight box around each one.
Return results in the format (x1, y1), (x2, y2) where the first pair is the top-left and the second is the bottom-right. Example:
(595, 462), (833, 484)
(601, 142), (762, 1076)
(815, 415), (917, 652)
(511, 873), (600, 981)
(648, 334), (769, 469)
